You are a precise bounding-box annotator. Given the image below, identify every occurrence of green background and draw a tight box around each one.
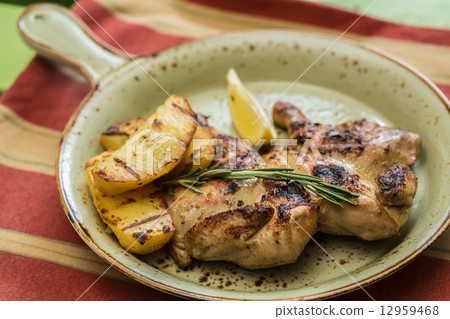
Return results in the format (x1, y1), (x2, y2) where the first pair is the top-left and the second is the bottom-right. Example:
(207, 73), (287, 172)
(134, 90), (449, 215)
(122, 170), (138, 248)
(1, 0), (449, 95)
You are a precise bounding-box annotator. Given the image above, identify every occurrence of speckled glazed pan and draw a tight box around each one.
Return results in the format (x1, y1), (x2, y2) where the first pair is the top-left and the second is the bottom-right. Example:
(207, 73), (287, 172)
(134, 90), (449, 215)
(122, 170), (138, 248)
(19, 4), (450, 300)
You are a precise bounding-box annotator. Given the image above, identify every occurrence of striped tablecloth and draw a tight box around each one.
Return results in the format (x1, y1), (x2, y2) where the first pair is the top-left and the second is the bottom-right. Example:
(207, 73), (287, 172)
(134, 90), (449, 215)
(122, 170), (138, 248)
(0, 0), (448, 300)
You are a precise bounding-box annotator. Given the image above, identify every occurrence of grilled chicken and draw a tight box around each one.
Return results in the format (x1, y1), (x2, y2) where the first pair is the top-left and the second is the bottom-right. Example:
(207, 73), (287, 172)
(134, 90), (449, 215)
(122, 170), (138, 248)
(168, 135), (318, 269)
(168, 102), (421, 269)
(273, 101), (421, 240)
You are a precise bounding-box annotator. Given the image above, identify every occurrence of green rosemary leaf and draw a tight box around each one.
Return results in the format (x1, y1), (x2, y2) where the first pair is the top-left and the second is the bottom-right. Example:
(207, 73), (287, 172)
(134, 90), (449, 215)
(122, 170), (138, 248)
(311, 184), (358, 206)
(230, 167), (294, 172)
(304, 184), (344, 209)
(167, 185), (174, 196)
(180, 161), (194, 176)
(181, 182), (203, 194)
(315, 180), (360, 197)
(209, 163), (220, 170)
(163, 162), (359, 208)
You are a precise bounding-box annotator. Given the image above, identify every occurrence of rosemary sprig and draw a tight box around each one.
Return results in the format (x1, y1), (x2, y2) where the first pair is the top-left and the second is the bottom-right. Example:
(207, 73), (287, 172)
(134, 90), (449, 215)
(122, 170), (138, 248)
(162, 164), (360, 208)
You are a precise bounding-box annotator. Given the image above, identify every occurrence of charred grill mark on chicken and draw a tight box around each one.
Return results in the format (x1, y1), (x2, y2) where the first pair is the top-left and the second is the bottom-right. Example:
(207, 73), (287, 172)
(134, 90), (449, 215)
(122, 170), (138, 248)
(186, 203), (274, 241)
(312, 164), (364, 193)
(375, 163), (417, 207)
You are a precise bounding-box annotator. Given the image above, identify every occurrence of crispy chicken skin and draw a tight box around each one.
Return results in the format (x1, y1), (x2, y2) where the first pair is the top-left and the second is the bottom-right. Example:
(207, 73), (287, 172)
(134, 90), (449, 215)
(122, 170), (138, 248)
(273, 101), (420, 240)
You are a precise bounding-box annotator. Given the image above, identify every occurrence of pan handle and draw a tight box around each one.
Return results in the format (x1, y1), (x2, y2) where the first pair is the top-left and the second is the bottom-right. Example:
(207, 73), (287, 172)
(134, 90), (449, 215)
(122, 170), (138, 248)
(18, 3), (128, 84)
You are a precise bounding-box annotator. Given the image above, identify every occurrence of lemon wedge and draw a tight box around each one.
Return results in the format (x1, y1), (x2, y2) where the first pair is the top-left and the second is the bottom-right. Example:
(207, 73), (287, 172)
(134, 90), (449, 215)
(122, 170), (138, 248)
(226, 68), (277, 145)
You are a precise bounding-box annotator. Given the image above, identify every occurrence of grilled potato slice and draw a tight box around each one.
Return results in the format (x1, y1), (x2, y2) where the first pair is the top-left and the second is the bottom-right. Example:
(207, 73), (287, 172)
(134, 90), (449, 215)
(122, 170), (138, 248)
(146, 94), (198, 142)
(86, 151), (175, 254)
(92, 95), (198, 195)
(100, 117), (147, 150)
(102, 114), (217, 180)
(93, 129), (190, 195)
(166, 116), (217, 178)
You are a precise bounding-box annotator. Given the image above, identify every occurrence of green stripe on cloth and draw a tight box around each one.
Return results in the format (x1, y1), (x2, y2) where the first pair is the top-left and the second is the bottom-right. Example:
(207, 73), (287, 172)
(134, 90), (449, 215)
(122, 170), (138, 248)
(0, 150), (54, 169)
(309, 0), (450, 29)
(0, 108), (60, 139)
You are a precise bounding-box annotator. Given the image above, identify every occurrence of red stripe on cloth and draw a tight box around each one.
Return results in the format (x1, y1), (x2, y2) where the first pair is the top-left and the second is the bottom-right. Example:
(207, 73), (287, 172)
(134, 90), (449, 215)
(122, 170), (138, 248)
(436, 83), (450, 100)
(0, 58), (91, 131)
(71, 0), (191, 56)
(0, 0), (190, 131)
(185, 0), (450, 47)
(0, 165), (85, 245)
(0, 251), (181, 300)
(335, 256), (450, 301)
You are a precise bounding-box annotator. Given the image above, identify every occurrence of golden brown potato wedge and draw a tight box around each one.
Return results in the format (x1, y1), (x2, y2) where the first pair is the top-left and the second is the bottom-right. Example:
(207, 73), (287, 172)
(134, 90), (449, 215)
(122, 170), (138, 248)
(100, 117), (147, 150)
(92, 129), (191, 195)
(86, 151), (175, 254)
(146, 94), (198, 144)
(104, 114), (218, 180)
(92, 95), (198, 195)
(99, 95), (199, 150)
(165, 116), (217, 178)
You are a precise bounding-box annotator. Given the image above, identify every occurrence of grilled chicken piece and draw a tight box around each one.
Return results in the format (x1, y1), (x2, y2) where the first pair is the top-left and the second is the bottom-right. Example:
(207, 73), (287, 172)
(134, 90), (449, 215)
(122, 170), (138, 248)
(273, 101), (420, 240)
(185, 203), (275, 263)
(273, 101), (421, 178)
(169, 103), (421, 269)
(168, 135), (318, 269)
